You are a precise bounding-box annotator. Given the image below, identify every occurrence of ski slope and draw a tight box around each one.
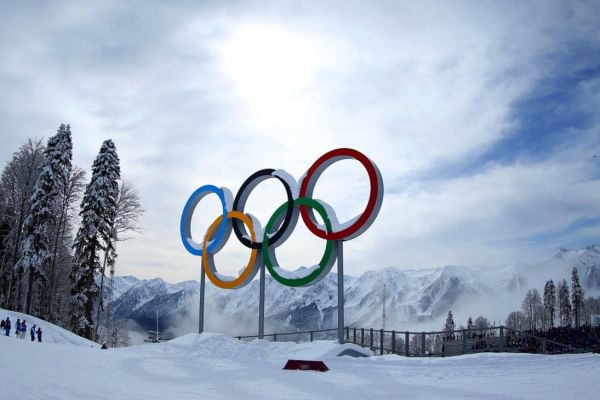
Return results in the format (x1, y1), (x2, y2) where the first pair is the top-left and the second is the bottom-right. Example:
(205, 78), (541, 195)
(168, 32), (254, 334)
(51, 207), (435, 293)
(0, 308), (97, 347)
(1, 320), (599, 400)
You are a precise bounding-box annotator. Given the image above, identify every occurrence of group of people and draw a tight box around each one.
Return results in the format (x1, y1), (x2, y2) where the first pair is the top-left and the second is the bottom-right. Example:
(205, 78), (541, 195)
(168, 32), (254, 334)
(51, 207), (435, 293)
(1, 317), (43, 342)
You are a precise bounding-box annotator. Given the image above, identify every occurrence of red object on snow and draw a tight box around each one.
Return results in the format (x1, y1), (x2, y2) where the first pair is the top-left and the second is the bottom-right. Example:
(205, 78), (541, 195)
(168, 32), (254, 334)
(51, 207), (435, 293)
(283, 359), (329, 372)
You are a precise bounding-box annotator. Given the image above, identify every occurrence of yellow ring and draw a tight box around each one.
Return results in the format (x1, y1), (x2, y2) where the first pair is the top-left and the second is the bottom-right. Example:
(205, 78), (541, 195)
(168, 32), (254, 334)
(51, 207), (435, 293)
(202, 211), (259, 289)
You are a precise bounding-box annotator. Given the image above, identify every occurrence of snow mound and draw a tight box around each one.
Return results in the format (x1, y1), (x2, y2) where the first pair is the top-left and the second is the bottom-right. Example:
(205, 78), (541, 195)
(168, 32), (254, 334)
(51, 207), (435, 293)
(1, 328), (599, 399)
(0, 308), (98, 347)
(167, 333), (373, 361)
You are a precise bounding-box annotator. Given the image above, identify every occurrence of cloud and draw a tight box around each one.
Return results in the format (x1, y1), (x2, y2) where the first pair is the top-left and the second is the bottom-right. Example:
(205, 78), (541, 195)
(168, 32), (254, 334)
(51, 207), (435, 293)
(0, 1), (599, 282)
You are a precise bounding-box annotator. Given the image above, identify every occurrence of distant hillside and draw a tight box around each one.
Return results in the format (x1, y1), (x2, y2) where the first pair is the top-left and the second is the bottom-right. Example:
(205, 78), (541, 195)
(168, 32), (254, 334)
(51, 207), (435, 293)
(108, 245), (600, 336)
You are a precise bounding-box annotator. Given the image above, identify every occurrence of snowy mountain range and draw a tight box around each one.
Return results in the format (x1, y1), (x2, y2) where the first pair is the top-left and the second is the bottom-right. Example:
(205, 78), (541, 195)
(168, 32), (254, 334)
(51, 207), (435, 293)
(109, 246), (600, 336)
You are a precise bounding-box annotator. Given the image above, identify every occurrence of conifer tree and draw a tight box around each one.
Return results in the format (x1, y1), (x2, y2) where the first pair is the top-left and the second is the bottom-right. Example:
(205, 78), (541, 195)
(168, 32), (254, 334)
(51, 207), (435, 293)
(571, 268), (584, 327)
(21, 125), (72, 315)
(558, 279), (571, 327)
(444, 310), (455, 340)
(543, 279), (556, 330)
(467, 316), (474, 330)
(96, 181), (144, 342)
(70, 140), (120, 339)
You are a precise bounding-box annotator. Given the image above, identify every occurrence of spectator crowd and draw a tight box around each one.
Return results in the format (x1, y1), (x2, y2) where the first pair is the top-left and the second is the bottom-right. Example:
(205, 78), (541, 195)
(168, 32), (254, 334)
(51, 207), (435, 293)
(1, 317), (43, 342)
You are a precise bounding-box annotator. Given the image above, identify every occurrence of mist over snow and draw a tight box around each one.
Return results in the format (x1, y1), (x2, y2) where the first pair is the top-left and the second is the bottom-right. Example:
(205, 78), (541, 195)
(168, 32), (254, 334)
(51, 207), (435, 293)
(110, 246), (600, 341)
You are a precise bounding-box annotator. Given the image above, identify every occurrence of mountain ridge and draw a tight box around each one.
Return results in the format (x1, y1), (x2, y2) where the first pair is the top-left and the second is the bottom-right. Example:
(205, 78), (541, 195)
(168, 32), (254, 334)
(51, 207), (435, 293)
(109, 245), (600, 336)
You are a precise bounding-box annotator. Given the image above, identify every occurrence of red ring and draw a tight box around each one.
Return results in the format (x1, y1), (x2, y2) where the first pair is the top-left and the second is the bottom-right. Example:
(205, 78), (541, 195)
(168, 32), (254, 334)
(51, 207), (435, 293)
(299, 148), (381, 241)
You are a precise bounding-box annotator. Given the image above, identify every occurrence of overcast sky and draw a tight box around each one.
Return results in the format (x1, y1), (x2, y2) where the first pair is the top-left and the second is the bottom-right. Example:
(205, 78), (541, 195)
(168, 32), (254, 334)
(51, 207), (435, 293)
(1, 1), (599, 283)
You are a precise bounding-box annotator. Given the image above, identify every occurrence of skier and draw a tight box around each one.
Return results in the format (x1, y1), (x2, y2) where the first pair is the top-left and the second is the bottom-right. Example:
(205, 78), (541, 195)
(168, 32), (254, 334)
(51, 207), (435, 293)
(30, 324), (36, 341)
(15, 319), (21, 338)
(36, 326), (42, 342)
(20, 320), (27, 339)
(0, 319), (4, 329)
(4, 317), (10, 336)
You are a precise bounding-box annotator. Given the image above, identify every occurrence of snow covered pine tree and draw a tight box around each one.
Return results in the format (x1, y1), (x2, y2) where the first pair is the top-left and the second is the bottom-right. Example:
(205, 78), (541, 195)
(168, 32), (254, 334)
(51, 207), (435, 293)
(444, 311), (455, 340)
(571, 268), (584, 327)
(70, 140), (120, 340)
(543, 280), (556, 329)
(558, 279), (572, 327)
(20, 124), (72, 315)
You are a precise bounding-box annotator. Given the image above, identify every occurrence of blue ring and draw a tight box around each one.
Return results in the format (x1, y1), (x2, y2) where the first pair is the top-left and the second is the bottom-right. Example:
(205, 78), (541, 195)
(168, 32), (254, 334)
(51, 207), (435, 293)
(180, 185), (228, 256)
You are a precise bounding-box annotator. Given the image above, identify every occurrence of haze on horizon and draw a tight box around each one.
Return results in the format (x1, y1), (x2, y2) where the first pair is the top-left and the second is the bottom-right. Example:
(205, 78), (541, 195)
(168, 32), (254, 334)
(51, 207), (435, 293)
(0, 1), (599, 283)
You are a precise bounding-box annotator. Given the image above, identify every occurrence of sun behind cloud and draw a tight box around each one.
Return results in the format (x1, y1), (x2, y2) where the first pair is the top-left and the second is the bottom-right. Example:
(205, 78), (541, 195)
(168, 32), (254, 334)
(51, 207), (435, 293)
(219, 24), (320, 121)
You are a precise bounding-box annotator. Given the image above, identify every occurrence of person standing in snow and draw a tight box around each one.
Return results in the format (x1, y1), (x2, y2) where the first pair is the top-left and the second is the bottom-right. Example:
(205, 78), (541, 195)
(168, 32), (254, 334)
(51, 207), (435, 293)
(36, 326), (42, 342)
(15, 319), (21, 338)
(30, 325), (36, 341)
(4, 317), (10, 336)
(20, 320), (27, 339)
(1, 319), (4, 329)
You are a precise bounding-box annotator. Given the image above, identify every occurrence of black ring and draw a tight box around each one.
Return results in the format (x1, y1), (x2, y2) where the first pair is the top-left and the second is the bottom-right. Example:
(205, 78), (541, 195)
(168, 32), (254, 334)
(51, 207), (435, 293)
(232, 169), (296, 249)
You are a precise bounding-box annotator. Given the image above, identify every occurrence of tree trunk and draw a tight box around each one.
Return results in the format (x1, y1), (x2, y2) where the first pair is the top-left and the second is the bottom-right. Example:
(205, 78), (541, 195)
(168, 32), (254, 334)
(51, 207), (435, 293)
(94, 245), (109, 342)
(25, 269), (35, 314)
(6, 204), (26, 310)
(85, 241), (97, 341)
(47, 202), (67, 321)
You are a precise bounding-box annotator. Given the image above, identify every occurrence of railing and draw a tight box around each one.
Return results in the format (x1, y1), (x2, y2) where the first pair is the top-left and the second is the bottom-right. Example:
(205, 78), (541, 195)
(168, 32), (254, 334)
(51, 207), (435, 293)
(236, 326), (591, 357)
(346, 326), (587, 356)
(236, 328), (338, 343)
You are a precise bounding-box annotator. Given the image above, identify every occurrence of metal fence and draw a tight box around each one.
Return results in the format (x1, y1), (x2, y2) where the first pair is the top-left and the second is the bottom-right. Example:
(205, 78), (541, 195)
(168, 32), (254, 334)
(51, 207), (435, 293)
(236, 328), (339, 343)
(236, 326), (587, 357)
(347, 326), (505, 357)
(347, 326), (588, 356)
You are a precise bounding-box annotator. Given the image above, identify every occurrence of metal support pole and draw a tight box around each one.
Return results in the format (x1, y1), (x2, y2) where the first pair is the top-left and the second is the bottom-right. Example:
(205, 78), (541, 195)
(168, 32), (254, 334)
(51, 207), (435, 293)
(421, 332), (426, 357)
(462, 329), (467, 354)
(370, 328), (374, 349)
(199, 266), (205, 334)
(337, 240), (345, 344)
(391, 330), (396, 354)
(354, 328), (357, 344)
(258, 263), (265, 339)
(380, 329), (384, 355)
(310, 331), (313, 342)
(405, 332), (409, 357)
(499, 326), (504, 352)
(361, 328), (364, 346)
(346, 327), (350, 341)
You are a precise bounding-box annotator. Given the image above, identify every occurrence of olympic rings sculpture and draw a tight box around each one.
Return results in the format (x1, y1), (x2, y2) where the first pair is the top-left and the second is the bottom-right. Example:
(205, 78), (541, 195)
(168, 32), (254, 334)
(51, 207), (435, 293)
(180, 148), (383, 289)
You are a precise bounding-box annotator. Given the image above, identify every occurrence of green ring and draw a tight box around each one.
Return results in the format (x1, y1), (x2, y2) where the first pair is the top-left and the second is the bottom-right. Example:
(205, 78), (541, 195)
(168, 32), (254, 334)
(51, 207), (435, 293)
(263, 197), (335, 287)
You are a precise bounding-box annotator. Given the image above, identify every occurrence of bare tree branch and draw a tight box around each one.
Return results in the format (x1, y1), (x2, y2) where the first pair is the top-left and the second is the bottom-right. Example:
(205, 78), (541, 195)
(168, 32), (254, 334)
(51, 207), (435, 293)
(113, 180), (144, 241)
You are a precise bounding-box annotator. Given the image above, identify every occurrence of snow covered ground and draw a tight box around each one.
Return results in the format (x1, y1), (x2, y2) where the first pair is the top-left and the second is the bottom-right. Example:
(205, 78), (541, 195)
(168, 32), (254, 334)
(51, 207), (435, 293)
(1, 310), (599, 400)
(0, 308), (97, 347)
